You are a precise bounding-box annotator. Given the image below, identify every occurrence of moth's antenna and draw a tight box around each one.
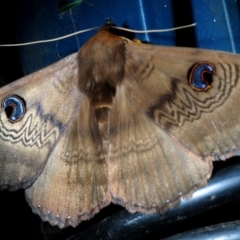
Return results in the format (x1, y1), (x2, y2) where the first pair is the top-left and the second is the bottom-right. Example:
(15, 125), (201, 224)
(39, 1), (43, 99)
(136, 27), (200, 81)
(112, 23), (196, 33)
(0, 26), (98, 47)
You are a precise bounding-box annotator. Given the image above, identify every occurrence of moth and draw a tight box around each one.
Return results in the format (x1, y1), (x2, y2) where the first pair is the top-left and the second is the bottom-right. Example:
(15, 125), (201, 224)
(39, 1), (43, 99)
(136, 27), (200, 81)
(0, 24), (240, 228)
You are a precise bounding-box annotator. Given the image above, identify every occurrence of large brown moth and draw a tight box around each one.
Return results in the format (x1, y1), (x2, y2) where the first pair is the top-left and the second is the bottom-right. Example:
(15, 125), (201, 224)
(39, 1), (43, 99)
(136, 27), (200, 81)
(0, 24), (240, 228)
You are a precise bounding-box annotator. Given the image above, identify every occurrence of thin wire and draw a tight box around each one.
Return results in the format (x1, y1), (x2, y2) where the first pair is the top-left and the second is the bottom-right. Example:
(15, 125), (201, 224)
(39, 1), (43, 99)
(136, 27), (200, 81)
(0, 23), (196, 47)
(0, 26), (99, 47)
(112, 23), (196, 33)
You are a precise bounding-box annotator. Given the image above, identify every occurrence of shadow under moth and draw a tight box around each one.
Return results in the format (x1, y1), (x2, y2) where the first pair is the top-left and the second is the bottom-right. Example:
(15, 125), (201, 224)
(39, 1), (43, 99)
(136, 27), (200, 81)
(0, 24), (240, 228)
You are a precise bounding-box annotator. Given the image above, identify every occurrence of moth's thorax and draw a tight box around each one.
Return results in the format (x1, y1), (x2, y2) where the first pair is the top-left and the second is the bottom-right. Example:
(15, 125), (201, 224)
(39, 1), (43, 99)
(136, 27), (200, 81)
(77, 28), (126, 141)
(77, 28), (125, 94)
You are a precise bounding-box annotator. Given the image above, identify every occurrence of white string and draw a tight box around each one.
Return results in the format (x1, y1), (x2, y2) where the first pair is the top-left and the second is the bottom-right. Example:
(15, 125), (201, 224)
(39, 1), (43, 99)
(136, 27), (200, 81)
(0, 26), (98, 47)
(112, 23), (196, 33)
(0, 23), (196, 47)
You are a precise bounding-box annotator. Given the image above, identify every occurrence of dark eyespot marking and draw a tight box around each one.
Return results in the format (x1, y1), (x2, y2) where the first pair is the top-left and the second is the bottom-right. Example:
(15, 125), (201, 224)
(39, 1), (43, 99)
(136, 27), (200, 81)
(188, 62), (216, 91)
(1, 95), (26, 122)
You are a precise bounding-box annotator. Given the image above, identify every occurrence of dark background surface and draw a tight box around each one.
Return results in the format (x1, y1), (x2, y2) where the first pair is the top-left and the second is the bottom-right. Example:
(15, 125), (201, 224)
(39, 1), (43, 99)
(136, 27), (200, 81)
(0, 0), (240, 239)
